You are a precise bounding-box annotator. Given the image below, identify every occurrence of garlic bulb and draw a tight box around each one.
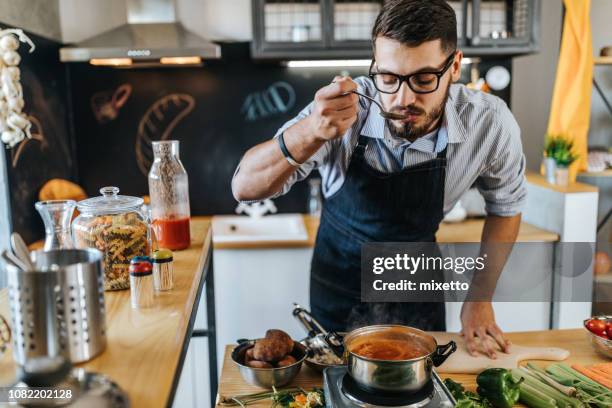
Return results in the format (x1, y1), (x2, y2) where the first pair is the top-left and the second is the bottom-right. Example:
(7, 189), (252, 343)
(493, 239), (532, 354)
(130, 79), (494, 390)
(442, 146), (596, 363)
(0, 28), (34, 148)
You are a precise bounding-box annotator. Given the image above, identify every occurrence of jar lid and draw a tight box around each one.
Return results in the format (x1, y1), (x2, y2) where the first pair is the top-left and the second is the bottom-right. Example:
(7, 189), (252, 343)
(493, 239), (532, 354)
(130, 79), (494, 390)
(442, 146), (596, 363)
(151, 249), (173, 263)
(129, 256), (152, 274)
(77, 186), (144, 215)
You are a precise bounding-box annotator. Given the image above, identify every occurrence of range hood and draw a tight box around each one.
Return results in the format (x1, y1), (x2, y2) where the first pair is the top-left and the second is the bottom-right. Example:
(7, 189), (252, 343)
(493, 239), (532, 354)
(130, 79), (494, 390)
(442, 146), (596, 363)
(59, 0), (220, 67)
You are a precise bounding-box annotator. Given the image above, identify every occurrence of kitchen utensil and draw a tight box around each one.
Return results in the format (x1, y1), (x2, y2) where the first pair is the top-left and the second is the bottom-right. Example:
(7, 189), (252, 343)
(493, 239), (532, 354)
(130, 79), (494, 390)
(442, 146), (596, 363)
(148, 140), (191, 251)
(584, 316), (612, 358)
(343, 325), (456, 393)
(6, 257), (64, 364)
(11, 355), (129, 407)
(2, 249), (30, 271)
(231, 339), (307, 388)
(72, 186), (147, 291)
(35, 200), (76, 250)
(6, 248), (107, 365)
(300, 334), (346, 373)
(11, 232), (35, 270)
(292, 303), (345, 358)
(350, 90), (405, 120)
(324, 366), (456, 408)
(429, 332), (570, 373)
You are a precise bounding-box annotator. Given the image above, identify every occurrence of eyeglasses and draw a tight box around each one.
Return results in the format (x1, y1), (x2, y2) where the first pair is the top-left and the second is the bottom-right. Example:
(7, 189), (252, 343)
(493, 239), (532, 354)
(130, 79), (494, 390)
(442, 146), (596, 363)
(369, 52), (456, 94)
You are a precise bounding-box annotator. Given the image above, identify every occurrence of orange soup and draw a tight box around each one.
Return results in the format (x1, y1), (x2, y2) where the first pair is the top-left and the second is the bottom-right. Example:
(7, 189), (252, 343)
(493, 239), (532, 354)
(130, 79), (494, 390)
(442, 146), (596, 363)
(349, 333), (431, 360)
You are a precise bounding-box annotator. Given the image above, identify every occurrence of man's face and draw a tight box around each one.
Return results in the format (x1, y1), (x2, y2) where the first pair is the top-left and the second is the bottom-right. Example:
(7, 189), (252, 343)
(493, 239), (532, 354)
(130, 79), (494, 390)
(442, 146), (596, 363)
(372, 37), (462, 141)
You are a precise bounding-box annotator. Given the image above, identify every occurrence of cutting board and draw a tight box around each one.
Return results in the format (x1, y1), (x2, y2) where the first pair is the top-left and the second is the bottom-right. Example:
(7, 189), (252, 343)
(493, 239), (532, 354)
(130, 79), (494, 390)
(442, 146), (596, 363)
(430, 332), (570, 374)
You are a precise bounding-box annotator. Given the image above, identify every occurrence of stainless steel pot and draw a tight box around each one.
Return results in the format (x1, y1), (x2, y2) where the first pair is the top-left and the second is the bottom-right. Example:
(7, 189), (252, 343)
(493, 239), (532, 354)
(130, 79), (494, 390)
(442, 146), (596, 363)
(343, 325), (456, 393)
(231, 339), (307, 388)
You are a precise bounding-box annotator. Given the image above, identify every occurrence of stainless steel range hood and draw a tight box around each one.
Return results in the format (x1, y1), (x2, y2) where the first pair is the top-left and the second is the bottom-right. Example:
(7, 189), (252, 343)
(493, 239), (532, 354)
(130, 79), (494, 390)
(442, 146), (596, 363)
(59, 0), (220, 67)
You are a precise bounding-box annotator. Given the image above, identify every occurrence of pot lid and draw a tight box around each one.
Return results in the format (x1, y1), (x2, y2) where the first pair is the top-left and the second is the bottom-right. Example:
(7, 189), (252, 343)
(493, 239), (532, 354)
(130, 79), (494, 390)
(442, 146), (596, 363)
(77, 186), (143, 215)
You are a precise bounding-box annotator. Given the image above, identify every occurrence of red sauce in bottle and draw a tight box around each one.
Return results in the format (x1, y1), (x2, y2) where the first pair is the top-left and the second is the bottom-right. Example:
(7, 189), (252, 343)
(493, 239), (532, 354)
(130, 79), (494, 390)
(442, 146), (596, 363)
(152, 217), (191, 250)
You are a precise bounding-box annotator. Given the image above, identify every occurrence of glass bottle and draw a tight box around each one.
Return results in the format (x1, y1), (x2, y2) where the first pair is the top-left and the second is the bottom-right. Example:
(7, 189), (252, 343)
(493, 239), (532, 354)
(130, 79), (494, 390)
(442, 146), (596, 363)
(35, 200), (76, 250)
(148, 140), (191, 250)
(308, 178), (322, 216)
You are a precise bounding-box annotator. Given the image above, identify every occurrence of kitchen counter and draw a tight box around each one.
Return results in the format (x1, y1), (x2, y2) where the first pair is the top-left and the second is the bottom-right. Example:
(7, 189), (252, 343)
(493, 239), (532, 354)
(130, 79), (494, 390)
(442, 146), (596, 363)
(215, 329), (606, 407)
(0, 219), (213, 408)
(211, 215), (559, 249)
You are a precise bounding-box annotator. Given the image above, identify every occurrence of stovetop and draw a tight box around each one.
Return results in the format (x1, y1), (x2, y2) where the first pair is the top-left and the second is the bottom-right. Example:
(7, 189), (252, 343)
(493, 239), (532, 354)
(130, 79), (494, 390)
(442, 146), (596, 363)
(323, 367), (456, 408)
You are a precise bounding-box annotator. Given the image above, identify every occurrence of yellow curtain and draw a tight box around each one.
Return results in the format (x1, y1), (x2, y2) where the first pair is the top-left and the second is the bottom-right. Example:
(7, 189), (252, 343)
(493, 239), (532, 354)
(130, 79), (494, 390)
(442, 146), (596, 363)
(547, 0), (593, 180)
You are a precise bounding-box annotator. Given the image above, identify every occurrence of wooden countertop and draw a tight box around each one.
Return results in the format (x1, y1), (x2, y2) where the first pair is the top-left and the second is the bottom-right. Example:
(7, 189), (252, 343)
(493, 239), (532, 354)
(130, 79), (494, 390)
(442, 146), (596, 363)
(215, 329), (606, 407)
(0, 219), (212, 408)
(209, 215), (558, 249)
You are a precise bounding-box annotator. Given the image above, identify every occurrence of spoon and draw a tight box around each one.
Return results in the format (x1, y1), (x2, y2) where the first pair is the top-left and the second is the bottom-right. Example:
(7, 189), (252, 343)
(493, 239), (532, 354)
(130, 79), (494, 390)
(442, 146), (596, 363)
(1, 249), (30, 272)
(10, 233), (35, 271)
(349, 90), (406, 120)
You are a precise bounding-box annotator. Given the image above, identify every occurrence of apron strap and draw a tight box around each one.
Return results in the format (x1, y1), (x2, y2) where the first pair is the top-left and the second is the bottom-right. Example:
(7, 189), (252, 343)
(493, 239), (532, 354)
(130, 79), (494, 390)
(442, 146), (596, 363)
(353, 135), (369, 159)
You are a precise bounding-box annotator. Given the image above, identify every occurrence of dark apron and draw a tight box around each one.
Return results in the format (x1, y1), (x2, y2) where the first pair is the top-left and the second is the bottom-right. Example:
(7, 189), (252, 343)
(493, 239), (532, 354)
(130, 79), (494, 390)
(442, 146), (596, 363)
(310, 128), (447, 333)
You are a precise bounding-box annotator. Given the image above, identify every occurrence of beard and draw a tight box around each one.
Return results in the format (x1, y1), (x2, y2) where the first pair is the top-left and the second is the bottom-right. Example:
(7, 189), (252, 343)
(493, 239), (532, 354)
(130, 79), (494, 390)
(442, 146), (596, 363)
(386, 83), (450, 142)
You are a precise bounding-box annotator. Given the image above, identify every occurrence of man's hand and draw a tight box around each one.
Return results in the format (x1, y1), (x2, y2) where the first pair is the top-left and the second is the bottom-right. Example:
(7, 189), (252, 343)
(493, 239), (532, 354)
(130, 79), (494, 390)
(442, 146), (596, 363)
(460, 301), (511, 359)
(306, 76), (359, 142)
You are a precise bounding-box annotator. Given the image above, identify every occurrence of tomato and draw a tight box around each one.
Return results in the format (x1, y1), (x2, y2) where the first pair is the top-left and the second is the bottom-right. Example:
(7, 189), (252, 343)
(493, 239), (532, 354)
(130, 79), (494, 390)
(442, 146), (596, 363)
(606, 321), (612, 339)
(586, 318), (607, 337)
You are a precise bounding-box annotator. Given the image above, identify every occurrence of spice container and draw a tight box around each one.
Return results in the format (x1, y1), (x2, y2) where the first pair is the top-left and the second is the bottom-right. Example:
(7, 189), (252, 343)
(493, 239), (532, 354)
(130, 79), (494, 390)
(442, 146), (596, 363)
(151, 248), (174, 291)
(129, 257), (154, 309)
(148, 140), (191, 250)
(72, 186), (148, 291)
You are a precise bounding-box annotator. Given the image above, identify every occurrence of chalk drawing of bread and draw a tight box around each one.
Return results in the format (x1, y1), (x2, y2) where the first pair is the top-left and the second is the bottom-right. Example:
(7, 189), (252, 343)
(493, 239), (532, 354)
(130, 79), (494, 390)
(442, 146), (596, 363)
(135, 93), (196, 176)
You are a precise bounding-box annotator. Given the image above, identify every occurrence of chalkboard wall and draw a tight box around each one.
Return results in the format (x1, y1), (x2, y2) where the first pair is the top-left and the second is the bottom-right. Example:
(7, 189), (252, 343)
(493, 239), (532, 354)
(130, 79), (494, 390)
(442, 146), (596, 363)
(67, 43), (370, 215)
(2, 29), (74, 244)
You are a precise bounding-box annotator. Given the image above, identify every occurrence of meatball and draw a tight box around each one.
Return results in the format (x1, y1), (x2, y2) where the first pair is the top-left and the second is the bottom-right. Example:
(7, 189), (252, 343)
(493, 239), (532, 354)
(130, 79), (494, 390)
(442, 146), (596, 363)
(253, 338), (287, 362)
(276, 355), (297, 367)
(265, 329), (294, 355)
(246, 360), (273, 369)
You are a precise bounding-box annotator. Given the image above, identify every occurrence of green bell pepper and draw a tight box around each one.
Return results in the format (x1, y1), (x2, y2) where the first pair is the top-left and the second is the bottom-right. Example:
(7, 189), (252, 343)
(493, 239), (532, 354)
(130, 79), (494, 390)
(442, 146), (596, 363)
(476, 368), (524, 408)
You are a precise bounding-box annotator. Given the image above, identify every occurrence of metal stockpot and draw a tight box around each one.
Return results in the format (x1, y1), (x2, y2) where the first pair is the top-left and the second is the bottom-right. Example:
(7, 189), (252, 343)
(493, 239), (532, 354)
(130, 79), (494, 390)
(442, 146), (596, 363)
(7, 249), (107, 365)
(343, 325), (456, 393)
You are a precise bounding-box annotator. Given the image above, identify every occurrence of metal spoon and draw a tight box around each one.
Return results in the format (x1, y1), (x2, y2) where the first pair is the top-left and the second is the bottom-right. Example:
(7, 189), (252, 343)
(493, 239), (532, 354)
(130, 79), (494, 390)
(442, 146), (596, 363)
(349, 90), (406, 120)
(10, 233), (35, 271)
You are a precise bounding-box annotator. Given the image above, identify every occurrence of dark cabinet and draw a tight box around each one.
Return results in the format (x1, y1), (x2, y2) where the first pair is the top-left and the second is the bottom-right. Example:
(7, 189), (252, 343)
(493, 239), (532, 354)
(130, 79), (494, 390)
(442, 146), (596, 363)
(251, 0), (540, 59)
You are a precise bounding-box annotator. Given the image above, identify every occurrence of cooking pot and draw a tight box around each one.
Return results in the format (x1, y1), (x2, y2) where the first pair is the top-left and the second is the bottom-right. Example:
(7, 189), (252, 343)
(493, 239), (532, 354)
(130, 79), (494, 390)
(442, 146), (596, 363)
(343, 325), (456, 393)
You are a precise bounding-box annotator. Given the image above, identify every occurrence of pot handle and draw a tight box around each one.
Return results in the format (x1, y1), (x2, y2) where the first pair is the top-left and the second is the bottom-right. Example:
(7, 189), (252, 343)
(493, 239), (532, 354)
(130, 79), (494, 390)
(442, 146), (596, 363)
(432, 341), (456, 367)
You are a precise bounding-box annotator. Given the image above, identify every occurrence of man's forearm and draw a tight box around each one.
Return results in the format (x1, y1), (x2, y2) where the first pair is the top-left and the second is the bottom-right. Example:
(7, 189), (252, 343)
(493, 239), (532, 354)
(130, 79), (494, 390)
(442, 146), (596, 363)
(470, 214), (522, 300)
(232, 117), (325, 201)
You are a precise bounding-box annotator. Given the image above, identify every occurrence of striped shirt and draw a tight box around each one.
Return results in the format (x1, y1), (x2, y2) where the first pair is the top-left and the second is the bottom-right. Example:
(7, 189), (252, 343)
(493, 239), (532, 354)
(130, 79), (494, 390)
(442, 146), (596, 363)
(269, 77), (527, 216)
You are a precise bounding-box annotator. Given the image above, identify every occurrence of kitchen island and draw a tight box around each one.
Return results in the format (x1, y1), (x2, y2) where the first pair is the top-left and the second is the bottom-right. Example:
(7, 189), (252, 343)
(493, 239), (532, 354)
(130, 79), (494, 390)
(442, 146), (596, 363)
(215, 329), (607, 407)
(0, 219), (214, 408)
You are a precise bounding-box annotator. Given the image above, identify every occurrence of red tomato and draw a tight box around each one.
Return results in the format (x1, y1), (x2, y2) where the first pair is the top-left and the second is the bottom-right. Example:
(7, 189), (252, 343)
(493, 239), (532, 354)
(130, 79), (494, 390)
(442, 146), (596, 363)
(586, 318), (607, 337)
(606, 321), (612, 339)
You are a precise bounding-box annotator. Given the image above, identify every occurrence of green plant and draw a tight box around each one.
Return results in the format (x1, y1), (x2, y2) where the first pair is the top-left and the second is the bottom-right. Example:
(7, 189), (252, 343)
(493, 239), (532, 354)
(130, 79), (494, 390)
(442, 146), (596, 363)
(544, 135), (579, 168)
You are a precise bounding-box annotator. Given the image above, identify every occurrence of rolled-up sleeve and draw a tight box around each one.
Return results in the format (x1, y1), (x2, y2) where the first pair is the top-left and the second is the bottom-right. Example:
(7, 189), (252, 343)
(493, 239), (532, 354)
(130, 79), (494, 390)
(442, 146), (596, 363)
(475, 103), (527, 217)
(233, 101), (330, 201)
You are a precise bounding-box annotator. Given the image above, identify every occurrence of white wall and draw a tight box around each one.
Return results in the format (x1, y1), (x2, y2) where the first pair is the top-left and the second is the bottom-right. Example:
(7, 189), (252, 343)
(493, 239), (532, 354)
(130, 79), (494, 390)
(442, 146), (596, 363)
(589, 0), (612, 149)
(58, 0), (252, 43)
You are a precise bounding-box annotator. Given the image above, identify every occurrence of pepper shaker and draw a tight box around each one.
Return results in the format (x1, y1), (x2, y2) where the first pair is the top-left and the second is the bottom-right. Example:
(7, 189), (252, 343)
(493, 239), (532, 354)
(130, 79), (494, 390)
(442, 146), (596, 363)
(129, 256), (154, 308)
(151, 249), (174, 291)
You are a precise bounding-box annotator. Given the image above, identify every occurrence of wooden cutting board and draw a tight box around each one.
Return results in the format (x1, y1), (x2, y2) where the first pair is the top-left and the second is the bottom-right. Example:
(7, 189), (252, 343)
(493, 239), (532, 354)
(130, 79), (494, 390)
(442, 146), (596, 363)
(430, 332), (570, 374)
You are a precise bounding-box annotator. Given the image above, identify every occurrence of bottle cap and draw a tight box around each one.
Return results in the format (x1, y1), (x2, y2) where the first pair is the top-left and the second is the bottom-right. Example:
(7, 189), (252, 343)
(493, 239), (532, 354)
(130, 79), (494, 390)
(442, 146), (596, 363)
(151, 248), (173, 263)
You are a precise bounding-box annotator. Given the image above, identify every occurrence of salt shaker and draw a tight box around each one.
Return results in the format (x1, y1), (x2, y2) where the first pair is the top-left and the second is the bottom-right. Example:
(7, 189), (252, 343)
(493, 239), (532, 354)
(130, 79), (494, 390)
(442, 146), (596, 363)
(129, 256), (154, 309)
(151, 249), (174, 291)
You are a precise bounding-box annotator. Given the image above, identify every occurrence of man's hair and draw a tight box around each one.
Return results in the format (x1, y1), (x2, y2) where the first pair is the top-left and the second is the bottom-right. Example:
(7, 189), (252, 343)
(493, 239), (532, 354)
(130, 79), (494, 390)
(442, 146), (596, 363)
(372, 0), (457, 53)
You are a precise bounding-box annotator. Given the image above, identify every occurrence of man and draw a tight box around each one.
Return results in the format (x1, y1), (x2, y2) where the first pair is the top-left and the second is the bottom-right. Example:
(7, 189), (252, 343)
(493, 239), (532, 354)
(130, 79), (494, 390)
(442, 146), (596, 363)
(232, 0), (526, 358)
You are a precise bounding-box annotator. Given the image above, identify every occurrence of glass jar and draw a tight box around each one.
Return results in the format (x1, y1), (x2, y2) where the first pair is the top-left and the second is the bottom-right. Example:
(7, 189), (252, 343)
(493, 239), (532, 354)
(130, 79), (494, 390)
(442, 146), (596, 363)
(148, 140), (191, 250)
(35, 200), (76, 250)
(72, 186), (148, 291)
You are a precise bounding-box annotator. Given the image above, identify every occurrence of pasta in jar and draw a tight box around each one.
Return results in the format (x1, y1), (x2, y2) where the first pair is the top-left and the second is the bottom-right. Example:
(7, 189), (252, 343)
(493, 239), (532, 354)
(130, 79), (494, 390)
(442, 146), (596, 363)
(72, 187), (148, 290)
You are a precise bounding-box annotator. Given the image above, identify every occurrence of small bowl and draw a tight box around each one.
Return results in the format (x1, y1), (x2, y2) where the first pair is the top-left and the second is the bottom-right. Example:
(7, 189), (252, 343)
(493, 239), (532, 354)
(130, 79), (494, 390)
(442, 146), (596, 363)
(584, 316), (612, 359)
(300, 334), (346, 373)
(231, 339), (307, 388)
